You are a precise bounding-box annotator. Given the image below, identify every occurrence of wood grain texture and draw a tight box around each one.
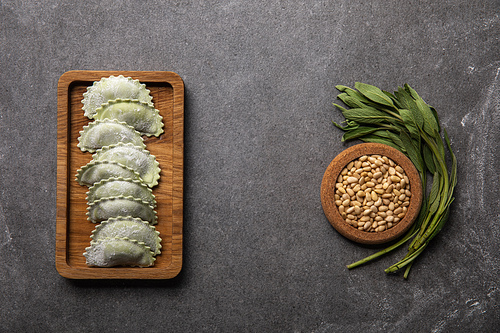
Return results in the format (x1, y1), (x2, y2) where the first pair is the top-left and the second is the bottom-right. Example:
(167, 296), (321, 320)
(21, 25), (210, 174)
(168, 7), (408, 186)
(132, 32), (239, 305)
(56, 70), (184, 279)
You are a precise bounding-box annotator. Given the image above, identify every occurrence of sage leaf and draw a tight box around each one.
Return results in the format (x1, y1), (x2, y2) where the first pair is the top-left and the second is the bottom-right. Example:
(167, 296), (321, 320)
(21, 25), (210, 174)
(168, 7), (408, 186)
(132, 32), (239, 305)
(400, 130), (424, 174)
(337, 93), (367, 109)
(342, 126), (380, 141)
(396, 88), (424, 129)
(427, 172), (441, 215)
(333, 82), (457, 278)
(386, 130), (405, 151)
(355, 82), (396, 108)
(430, 106), (441, 133)
(383, 90), (402, 107)
(422, 144), (436, 174)
(405, 84), (439, 136)
(359, 135), (402, 150)
(341, 108), (395, 125)
(333, 103), (349, 113)
(399, 109), (420, 138)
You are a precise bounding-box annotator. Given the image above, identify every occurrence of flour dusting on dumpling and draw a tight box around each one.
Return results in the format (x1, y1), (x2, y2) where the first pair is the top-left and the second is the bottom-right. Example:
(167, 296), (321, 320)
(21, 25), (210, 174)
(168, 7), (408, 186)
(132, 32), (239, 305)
(92, 142), (161, 188)
(84, 237), (155, 267)
(82, 75), (153, 119)
(94, 99), (164, 137)
(77, 119), (145, 153)
(86, 177), (156, 207)
(91, 217), (161, 255)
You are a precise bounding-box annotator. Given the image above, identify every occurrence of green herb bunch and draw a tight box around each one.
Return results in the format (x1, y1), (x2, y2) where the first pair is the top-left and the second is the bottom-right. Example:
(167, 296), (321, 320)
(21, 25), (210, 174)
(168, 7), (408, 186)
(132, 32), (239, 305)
(332, 82), (457, 279)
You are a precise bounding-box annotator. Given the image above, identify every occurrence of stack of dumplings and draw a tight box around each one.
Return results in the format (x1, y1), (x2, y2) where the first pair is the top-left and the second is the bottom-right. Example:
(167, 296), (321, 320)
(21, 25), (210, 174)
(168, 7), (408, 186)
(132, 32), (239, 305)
(75, 75), (163, 268)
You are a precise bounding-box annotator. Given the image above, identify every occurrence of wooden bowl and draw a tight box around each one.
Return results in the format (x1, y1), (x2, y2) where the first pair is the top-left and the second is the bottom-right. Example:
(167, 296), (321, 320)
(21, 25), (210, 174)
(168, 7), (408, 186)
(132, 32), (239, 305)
(321, 143), (423, 245)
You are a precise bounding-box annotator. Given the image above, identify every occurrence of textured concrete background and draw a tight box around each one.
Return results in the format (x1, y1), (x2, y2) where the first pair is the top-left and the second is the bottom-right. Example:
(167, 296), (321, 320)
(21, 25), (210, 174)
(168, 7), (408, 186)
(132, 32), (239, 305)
(0, 0), (499, 332)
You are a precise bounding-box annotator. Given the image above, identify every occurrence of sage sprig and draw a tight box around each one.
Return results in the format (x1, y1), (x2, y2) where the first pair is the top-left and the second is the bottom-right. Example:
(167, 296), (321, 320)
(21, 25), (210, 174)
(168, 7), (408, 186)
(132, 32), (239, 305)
(332, 82), (457, 279)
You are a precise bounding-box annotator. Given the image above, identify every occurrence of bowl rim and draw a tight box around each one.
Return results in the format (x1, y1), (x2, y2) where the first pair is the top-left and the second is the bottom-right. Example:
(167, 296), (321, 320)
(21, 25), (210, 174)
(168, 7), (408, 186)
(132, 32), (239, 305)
(320, 143), (423, 245)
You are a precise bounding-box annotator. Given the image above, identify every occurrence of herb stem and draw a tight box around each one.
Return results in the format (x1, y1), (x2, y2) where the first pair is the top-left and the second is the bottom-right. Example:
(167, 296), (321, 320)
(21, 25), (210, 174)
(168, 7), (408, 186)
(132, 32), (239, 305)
(332, 82), (456, 278)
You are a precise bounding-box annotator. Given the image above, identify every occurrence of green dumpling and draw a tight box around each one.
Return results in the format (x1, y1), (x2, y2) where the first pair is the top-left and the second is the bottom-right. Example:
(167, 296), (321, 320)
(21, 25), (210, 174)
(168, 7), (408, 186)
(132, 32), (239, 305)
(91, 217), (162, 255)
(75, 160), (144, 187)
(87, 196), (157, 225)
(77, 119), (145, 153)
(92, 143), (160, 188)
(82, 75), (153, 119)
(94, 99), (164, 137)
(86, 177), (156, 207)
(84, 237), (155, 267)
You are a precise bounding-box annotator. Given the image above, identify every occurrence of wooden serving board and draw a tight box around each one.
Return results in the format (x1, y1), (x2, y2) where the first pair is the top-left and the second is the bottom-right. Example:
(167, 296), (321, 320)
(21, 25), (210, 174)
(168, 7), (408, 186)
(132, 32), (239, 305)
(56, 70), (184, 279)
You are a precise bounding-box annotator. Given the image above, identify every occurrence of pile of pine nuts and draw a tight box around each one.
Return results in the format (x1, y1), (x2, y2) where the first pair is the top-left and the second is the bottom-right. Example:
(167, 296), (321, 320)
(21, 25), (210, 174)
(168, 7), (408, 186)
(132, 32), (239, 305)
(334, 154), (412, 232)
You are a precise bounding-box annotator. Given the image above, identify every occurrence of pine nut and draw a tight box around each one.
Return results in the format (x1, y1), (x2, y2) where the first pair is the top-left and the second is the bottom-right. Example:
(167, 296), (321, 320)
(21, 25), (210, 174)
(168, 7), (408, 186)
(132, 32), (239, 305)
(334, 154), (411, 233)
(390, 176), (401, 182)
(347, 177), (358, 184)
(359, 216), (370, 223)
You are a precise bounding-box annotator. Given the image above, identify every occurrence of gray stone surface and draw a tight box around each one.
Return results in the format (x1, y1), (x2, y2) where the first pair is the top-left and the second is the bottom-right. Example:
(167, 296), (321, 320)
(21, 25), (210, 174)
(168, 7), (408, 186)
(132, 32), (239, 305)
(0, 0), (499, 331)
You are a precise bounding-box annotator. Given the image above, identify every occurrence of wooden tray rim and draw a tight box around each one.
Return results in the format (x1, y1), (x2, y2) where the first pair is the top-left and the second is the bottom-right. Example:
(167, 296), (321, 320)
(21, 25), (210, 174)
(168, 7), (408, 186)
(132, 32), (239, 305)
(56, 70), (184, 279)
